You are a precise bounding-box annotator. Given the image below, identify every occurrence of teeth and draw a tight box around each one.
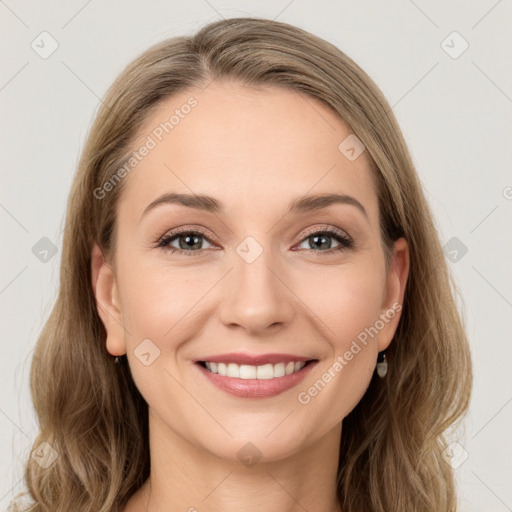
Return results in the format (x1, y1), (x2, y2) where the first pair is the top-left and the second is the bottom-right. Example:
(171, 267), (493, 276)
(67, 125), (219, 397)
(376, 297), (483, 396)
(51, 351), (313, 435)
(204, 361), (306, 379)
(227, 363), (239, 378)
(273, 362), (285, 378)
(256, 364), (274, 379)
(240, 364), (257, 379)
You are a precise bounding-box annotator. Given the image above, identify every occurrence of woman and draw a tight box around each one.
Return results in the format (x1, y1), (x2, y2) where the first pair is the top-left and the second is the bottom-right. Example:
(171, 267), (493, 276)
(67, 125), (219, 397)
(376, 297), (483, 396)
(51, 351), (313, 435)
(12, 17), (472, 512)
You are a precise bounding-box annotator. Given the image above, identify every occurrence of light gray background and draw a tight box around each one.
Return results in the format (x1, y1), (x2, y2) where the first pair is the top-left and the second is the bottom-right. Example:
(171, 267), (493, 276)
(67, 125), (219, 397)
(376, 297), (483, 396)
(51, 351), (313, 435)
(1, 1), (511, 510)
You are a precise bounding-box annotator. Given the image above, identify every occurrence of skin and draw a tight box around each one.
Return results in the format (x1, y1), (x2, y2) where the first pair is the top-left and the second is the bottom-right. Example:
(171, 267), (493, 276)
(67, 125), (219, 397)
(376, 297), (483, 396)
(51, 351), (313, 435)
(91, 81), (409, 512)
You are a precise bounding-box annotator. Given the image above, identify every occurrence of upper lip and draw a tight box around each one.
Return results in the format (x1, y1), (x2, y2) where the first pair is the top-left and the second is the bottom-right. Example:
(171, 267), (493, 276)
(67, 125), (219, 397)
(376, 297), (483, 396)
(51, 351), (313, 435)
(195, 353), (316, 366)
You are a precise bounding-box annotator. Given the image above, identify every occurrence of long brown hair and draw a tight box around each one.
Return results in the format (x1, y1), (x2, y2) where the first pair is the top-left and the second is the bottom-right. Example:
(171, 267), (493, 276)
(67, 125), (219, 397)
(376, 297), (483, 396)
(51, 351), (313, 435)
(10, 17), (472, 512)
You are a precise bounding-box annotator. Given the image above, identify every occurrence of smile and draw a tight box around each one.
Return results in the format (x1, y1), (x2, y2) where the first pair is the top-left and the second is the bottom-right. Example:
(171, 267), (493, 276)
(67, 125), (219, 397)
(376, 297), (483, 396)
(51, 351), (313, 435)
(195, 358), (318, 398)
(200, 361), (308, 379)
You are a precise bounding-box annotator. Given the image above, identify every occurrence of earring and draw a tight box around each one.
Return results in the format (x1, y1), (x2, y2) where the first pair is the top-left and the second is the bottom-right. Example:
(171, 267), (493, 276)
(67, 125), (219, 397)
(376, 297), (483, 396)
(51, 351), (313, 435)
(376, 352), (388, 378)
(114, 356), (120, 364)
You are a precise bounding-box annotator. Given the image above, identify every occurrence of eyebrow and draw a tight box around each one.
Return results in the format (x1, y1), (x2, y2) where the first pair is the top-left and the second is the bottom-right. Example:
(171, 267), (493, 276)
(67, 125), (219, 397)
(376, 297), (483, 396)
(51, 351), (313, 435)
(141, 192), (368, 220)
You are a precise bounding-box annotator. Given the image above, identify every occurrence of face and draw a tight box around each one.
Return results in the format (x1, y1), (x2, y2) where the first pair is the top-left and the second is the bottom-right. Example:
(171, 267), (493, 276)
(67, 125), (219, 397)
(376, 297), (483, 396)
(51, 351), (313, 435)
(92, 81), (408, 463)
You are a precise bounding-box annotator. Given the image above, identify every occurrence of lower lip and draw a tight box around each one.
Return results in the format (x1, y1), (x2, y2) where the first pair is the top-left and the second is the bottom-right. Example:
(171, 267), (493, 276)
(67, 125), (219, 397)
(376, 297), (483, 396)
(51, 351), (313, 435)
(195, 361), (318, 398)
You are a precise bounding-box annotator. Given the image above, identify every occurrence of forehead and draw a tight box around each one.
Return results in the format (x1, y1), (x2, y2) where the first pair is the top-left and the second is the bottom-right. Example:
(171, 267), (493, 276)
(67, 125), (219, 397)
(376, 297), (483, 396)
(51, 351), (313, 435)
(117, 82), (378, 224)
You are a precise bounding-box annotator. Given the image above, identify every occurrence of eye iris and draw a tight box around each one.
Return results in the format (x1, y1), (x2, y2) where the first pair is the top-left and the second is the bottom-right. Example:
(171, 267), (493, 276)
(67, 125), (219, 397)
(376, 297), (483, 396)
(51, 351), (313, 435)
(309, 234), (332, 250)
(179, 233), (202, 250)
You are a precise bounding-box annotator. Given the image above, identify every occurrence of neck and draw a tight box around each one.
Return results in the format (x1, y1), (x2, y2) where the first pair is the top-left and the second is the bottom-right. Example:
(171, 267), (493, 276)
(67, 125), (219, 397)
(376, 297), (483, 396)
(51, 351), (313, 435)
(123, 409), (343, 512)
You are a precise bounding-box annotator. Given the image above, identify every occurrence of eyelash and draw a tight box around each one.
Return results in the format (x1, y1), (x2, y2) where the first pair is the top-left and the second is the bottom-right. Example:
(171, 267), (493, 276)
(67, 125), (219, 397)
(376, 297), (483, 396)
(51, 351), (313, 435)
(155, 226), (354, 257)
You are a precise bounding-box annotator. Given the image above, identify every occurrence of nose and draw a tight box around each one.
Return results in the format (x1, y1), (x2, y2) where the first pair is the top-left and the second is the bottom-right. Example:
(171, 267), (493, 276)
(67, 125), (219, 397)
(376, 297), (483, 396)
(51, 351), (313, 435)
(218, 242), (295, 335)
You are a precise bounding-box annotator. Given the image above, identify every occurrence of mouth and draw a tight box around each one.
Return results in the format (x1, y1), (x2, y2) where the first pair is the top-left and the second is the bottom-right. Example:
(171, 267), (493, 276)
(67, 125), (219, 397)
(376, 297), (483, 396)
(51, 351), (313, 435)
(196, 359), (317, 379)
(194, 355), (319, 398)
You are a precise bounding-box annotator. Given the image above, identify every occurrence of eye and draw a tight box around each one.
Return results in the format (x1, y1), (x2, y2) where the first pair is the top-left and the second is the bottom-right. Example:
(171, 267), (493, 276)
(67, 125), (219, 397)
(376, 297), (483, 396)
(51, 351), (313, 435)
(294, 227), (353, 255)
(156, 229), (215, 256)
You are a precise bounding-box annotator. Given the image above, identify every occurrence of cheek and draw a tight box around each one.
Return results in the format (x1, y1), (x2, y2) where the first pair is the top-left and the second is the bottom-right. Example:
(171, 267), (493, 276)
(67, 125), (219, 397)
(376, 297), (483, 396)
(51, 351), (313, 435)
(295, 261), (386, 349)
(116, 251), (214, 338)
(291, 263), (385, 418)
(114, 254), (211, 412)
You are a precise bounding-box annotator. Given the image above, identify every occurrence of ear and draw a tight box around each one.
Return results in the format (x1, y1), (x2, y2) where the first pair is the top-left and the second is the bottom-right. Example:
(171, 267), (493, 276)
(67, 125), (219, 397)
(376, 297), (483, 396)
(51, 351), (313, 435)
(377, 237), (410, 352)
(91, 243), (127, 357)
